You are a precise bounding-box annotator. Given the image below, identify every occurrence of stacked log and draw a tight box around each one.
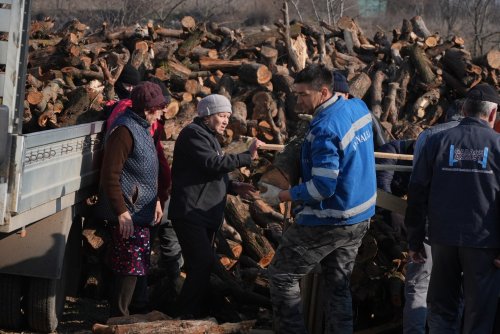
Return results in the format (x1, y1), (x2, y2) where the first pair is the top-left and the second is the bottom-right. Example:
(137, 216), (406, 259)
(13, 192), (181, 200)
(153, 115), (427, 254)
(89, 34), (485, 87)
(22, 12), (499, 331)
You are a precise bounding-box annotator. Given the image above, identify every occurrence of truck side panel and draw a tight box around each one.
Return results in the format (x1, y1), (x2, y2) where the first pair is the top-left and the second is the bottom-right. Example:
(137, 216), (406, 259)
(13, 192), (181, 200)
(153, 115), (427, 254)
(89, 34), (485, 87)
(0, 207), (72, 279)
(15, 121), (105, 214)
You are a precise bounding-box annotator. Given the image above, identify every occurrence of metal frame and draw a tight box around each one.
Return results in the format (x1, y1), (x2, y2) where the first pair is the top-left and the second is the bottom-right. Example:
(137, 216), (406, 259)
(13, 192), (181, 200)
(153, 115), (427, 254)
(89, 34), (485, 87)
(0, 0), (31, 134)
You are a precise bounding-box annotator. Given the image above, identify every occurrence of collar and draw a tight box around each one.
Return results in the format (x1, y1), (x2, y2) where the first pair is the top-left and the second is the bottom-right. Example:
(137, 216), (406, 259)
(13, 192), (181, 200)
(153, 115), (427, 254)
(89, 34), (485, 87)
(125, 108), (150, 129)
(459, 116), (492, 128)
(313, 94), (339, 118)
(194, 117), (216, 135)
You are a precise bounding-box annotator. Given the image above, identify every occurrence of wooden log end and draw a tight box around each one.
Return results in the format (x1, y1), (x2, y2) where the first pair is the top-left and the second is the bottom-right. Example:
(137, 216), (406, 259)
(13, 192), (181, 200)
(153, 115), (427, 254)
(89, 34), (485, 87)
(257, 250), (275, 268)
(180, 16), (196, 31)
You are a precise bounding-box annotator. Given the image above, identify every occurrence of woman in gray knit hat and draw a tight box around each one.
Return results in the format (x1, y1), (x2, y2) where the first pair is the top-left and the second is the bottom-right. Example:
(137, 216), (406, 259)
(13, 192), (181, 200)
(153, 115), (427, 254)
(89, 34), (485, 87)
(168, 94), (262, 318)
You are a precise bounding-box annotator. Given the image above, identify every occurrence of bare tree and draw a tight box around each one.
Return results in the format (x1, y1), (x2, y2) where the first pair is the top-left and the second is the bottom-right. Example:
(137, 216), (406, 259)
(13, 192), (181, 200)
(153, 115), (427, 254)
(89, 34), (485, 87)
(438, 0), (461, 36)
(289, 0), (304, 21)
(463, 0), (497, 55)
(327, 0), (345, 24)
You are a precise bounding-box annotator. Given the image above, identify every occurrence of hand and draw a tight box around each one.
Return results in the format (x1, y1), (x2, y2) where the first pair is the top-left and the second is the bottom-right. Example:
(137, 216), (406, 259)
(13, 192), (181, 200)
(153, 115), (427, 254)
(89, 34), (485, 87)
(493, 255), (500, 268)
(409, 249), (427, 264)
(232, 182), (258, 199)
(154, 200), (163, 225)
(248, 139), (264, 160)
(118, 211), (134, 239)
(258, 182), (284, 206)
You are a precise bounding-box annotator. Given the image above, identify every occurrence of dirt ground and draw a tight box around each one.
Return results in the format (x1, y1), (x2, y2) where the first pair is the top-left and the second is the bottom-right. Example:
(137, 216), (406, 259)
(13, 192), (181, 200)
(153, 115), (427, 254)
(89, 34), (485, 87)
(0, 297), (108, 334)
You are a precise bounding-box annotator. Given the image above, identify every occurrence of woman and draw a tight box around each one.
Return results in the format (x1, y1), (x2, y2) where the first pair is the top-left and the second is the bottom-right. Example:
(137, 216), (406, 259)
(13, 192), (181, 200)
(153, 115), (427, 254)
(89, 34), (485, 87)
(168, 94), (262, 318)
(98, 81), (167, 317)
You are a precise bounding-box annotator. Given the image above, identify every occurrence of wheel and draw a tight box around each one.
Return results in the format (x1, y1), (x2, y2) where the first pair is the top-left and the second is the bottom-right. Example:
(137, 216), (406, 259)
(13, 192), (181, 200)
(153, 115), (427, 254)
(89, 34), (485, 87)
(0, 274), (23, 330)
(26, 276), (65, 333)
(25, 214), (82, 333)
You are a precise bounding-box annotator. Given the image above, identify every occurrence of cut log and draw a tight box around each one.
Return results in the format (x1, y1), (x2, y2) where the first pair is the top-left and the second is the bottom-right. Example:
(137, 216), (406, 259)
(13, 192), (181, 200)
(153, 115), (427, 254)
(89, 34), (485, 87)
(26, 88), (44, 106)
(408, 43), (436, 85)
(163, 102), (197, 140)
(348, 72), (372, 99)
(412, 89), (440, 120)
(199, 57), (245, 71)
(57, 85), (102, 127)
(177, 29), (205, 58)
(238, 63), (272, 85)
(190, 45), (218, 60)
(92, 318), (255, 334)
(220, 220), (243, 244)
(473, 49), (500, 70)
(410, 16), (431, 39)
(163, 100), (180, 120)
(180, 16), (196, 31)
(425, 40), (455, 58)
(252, 91), (278, 119)
(217, 74), (235, 99)
(227, 101), (247, 139)
(154, 27), (183, 38)
(36, 79), (64, 113)
(381, 82), (400, 124)
(442, 48), (471, 82)
(259, 120), (310, 188)
(260, 46), (278, 71)
(370, 70), (387, 119)
(224, 195), (275, 266)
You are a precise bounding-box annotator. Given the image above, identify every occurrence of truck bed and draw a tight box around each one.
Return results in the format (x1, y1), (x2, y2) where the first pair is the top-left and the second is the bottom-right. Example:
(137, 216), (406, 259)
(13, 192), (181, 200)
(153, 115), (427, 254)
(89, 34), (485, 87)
(0, 121), (105, 232)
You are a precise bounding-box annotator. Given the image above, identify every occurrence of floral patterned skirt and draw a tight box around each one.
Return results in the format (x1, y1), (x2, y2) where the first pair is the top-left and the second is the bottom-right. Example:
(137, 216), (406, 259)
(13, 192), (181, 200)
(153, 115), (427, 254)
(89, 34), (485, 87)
(107, 224), (151, 276)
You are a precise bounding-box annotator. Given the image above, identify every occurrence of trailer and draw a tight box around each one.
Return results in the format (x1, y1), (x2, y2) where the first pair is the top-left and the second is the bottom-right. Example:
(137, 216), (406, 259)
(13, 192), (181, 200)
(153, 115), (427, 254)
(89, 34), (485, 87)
(0, 0), (104, 331)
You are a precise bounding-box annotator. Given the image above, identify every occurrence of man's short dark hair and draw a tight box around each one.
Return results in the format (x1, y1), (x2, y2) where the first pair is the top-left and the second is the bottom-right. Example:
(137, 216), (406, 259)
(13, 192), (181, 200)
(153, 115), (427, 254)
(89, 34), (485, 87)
(294, 64), (333, 91)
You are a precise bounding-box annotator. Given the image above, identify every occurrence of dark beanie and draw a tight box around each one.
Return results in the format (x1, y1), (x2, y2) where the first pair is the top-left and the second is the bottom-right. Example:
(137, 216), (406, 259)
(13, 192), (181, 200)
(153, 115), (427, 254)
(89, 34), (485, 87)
(131, 81), (168, 111)
(467, 83), (500, 104)
(332, 71), (349, 94)
(117, 63), (141, 86)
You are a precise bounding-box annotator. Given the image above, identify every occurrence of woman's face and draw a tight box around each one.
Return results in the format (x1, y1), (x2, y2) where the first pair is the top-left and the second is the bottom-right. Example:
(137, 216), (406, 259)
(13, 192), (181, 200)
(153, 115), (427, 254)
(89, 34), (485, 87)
(145, 106), (164, 125)
(205, 112), (231, 134)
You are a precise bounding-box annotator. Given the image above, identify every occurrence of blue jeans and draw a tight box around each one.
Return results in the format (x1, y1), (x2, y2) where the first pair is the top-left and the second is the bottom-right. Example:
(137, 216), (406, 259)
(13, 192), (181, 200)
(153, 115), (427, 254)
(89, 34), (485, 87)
(403, 242), (432, 334)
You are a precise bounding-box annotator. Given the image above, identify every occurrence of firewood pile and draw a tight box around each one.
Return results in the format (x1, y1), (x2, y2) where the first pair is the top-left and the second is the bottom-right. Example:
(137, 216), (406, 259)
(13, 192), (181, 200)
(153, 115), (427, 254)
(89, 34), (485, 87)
(25, 6), (498, 332)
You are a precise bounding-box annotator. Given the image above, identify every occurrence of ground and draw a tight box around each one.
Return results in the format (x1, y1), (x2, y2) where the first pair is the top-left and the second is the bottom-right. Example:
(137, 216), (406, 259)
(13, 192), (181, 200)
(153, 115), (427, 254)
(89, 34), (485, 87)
(0, 297), (108, 334)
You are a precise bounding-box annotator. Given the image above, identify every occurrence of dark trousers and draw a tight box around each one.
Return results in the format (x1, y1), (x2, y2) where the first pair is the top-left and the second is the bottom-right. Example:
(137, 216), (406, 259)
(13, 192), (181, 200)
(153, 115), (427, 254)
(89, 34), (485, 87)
(157, 222), (184, 278)
(109, 275), (147, 317)
(268, 220), (369, 334)
(428, 244), (500, 334)
(172, 219), (217, 318)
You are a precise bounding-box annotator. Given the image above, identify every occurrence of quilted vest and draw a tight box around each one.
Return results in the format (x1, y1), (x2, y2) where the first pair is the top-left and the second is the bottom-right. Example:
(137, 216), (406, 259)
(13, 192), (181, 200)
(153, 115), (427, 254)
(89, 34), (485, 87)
(98, 109), (158, 226)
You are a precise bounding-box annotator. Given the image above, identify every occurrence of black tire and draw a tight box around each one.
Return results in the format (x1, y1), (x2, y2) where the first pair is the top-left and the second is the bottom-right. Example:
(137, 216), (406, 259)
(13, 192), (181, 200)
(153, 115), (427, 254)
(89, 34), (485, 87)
(0, 274), (23, 330)
(26, 277), (65, 333)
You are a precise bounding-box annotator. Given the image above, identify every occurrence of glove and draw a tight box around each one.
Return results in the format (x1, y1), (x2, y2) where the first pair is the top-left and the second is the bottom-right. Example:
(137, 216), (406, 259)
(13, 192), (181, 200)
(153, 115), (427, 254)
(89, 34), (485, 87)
(258, 182), (283, 206)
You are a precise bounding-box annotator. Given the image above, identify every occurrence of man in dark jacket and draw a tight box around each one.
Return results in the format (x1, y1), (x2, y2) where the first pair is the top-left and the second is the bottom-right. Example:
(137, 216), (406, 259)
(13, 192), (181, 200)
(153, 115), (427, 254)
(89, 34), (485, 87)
(403, 99), (464, 334)
(405, 83), (500, 333)
(168, 94), (262, 318)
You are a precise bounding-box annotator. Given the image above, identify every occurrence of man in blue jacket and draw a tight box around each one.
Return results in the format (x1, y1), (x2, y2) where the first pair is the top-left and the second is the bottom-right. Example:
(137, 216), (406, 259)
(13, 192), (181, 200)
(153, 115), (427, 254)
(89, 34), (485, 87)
(405, 83), (500, 333)
(260, 65), (376, 333)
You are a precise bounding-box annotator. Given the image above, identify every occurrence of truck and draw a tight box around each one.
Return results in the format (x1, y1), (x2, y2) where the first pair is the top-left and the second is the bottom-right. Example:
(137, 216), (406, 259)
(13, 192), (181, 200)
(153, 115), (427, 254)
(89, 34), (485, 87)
(0, 0), (105, 332)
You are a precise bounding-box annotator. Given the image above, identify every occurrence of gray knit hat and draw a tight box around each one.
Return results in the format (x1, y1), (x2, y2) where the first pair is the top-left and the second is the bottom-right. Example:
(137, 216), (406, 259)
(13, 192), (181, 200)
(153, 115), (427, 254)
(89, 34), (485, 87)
(197, 94), (232, 117)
